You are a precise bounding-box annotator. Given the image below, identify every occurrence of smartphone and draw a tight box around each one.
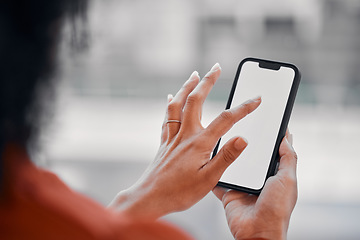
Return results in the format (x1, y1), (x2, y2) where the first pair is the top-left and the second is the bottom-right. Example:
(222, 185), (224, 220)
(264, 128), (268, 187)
(212, 58), (301, 195)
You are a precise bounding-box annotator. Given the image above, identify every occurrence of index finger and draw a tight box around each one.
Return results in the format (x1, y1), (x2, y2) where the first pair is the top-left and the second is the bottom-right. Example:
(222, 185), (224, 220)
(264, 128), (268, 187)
(205, 97), (261, 142)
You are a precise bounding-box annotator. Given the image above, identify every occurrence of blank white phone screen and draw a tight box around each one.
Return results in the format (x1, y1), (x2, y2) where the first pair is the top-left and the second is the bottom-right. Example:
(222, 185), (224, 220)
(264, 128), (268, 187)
(219, 61), (295, 190)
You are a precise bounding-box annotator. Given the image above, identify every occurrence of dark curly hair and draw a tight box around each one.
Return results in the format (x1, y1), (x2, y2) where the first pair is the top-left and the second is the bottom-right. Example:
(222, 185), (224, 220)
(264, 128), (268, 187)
(0, 0), (88, 194)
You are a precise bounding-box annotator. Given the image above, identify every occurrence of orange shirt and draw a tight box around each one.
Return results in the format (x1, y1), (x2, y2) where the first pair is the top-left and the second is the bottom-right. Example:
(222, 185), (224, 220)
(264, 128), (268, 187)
(0, 144), (193, 240)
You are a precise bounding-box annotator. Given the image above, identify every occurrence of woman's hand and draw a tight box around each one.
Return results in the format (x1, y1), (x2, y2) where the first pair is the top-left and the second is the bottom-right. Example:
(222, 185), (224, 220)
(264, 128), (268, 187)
(213, 132), (298, 240)
(109, 63), (261, 219)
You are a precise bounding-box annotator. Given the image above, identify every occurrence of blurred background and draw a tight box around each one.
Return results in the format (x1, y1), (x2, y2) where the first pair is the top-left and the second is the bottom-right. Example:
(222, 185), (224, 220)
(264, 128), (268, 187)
(40, 0), (360, 239)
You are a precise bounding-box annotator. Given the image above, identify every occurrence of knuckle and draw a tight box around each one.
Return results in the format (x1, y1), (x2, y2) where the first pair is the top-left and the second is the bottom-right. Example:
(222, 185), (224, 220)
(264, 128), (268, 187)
(167, 101), (181, 113)
(293, 152), (298, 164)
(286, 149), (298, 164)
(186, 92), (202, 105)
(277, 175), (297, 194)
(221, 147), (236, 165)
(219, 110), (234, 123)
(190, 138), (203, 149)
(284, 174), (297, 187)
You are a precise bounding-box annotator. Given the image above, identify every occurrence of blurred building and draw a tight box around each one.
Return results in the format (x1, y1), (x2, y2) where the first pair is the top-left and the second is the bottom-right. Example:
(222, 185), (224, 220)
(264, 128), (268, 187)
(60, 0), (360, 106)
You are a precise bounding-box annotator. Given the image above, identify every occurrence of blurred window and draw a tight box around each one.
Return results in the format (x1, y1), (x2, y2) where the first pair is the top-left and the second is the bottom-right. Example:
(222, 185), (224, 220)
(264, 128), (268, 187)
(264, 17), (295, 36)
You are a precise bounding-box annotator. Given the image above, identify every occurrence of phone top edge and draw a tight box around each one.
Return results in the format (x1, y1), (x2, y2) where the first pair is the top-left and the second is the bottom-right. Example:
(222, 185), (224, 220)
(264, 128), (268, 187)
(241, 57), (301, 77)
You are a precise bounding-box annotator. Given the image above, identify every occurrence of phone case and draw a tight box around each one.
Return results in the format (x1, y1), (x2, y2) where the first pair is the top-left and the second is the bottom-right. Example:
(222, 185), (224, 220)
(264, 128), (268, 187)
(213, 57), (301, 195)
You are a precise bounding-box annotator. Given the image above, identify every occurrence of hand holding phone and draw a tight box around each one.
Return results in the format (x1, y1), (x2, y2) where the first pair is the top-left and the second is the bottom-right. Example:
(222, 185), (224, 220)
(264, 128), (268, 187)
(213, 58), (300, 194)
(213, 132), (298, 240)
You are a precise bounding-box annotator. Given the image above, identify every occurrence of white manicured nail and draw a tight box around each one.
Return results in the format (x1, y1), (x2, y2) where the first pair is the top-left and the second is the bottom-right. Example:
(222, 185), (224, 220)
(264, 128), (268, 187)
(210, 63), (221, 72)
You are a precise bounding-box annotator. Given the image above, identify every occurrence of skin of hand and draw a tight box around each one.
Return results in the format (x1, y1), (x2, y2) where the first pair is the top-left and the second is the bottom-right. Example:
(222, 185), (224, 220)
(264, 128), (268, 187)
(213, 131), (298, 240)
(109, 63), (262, 220)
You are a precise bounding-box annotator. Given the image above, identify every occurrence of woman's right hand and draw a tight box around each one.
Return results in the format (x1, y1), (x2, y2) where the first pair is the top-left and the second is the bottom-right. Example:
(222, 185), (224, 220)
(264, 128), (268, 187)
(109, 63), (261, 220)
(213, 132), (298, 240)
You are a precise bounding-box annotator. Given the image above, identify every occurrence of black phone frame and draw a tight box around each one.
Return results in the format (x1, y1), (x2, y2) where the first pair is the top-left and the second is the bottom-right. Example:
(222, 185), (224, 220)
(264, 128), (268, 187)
(212, 57), (301, 195)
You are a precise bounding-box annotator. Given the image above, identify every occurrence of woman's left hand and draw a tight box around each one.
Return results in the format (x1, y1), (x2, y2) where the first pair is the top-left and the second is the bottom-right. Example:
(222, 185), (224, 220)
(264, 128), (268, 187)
(109, 63), (261, 220)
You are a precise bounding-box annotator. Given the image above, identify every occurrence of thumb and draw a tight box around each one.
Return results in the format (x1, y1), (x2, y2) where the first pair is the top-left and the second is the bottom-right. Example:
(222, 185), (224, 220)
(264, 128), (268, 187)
(212, 186), (228, 201)
(206, 137), (248, 180)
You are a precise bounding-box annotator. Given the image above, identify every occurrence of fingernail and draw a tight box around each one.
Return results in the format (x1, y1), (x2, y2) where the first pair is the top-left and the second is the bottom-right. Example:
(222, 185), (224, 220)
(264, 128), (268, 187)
(204, 63), (221, 78)
(285, 137), (295, 150)
(252, 96), (262, 102)
(289, 133), (294, 145)
(167, 94), (173, 102)
(234, 137), (248, 151)
(210, 63), (221, 72)
(190, 70), (200, 80)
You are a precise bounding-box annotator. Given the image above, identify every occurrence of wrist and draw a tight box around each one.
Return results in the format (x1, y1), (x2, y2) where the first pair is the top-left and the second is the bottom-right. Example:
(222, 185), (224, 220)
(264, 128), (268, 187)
(252, 227), (287, 240)
(235, 223), (287, 240)
(108, 184), (170, 220)
(236, 233), (286, 240)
